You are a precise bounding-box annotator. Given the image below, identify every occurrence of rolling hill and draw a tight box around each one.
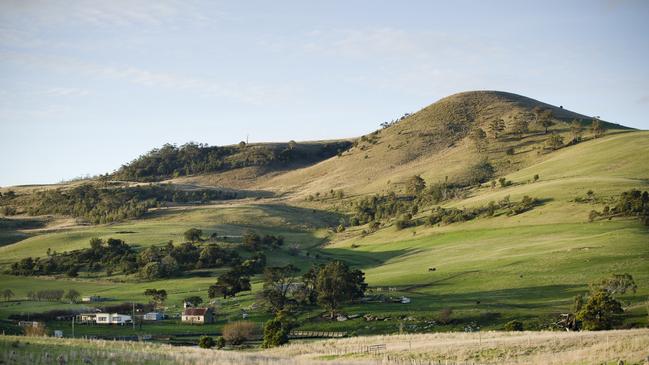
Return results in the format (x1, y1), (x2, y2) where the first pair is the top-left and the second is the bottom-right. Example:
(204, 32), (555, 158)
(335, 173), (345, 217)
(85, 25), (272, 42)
(0, 90), (647, 338)
(167, 91), (631, 198)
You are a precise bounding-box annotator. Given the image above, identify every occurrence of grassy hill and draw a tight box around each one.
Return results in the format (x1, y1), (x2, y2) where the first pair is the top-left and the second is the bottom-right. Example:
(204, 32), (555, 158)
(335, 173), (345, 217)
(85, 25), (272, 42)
(0, 91), (646, 341)
(231, 91), (631, 198)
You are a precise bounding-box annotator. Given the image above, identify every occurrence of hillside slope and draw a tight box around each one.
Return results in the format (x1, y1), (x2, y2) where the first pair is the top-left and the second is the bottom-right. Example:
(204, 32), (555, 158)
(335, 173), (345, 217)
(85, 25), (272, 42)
(248, 91), (630, 198)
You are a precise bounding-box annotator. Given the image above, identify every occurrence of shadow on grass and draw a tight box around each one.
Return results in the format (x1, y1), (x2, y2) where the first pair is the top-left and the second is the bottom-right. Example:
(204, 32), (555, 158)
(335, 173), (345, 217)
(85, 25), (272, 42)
(317, 246), (416, 270)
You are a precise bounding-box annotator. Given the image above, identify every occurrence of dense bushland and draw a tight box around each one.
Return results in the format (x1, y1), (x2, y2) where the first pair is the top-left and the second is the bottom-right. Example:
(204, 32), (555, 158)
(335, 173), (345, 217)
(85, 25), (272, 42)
(0, 183), (237, 224)
(113, 141), (352, 182)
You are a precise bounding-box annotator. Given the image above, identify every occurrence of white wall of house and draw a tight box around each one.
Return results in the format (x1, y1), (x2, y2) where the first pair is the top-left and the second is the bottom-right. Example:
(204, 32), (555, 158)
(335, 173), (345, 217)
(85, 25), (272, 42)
(96, 313), (132, 324)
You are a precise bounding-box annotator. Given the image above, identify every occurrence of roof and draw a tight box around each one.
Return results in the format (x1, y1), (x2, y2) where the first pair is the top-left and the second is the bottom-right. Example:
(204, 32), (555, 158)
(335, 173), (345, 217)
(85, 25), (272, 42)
(183, 308), (210, 316)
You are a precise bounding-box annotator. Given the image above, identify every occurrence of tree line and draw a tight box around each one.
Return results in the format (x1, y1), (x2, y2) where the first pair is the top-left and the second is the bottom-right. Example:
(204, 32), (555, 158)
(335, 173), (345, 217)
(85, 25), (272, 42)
(112, 141), (351, 182)
(7, 235), (241, 279)
(0, 183), (237, 224)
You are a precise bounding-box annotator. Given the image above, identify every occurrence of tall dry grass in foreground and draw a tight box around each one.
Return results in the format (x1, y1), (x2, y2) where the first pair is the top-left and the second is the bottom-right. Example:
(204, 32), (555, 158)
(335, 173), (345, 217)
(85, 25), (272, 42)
(267, 329), (649, 365)
(2, 329), (648, 365)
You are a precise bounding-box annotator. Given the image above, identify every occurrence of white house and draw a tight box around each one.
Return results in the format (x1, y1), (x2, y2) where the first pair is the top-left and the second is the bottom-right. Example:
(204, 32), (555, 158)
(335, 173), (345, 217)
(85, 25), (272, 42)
(95, 313), (132, 325)
(82, 295), (101, 303)
(76, 313), (97, 323)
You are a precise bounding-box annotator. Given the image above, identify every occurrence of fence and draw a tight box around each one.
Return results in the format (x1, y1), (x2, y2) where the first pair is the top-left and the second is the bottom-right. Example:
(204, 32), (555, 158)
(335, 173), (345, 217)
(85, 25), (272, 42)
(288, 331), (347, 338)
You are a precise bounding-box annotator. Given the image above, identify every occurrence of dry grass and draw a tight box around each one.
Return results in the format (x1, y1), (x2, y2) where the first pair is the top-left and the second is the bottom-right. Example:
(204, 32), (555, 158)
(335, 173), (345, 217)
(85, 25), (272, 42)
(2, 329), (648, 365)
(267, 329), (649, 364)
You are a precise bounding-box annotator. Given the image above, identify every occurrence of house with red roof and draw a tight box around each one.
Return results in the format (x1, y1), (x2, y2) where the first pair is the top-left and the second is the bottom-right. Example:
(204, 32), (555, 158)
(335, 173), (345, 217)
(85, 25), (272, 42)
(181, 307), (214, 324)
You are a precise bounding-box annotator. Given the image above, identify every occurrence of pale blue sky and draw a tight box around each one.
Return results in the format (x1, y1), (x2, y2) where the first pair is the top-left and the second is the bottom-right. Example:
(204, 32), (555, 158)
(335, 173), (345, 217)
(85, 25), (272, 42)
(1, 0), (648, 186)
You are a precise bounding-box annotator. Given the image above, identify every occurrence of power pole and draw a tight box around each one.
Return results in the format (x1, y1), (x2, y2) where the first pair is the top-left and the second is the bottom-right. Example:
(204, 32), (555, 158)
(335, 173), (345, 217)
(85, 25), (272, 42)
(132, 302), (135, 330)
(72, 316), (75, 338)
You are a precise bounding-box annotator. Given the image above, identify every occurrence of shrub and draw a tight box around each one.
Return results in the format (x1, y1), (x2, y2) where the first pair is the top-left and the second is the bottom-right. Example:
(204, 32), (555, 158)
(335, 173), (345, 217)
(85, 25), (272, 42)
(198, 336), (215, 349)
(222, 321), (259, 345)
(505, 147), (515, 155)
(23, 325), (47, 337)
(215, 336), (226, 349)
(504, 320), (524, 331)
(262, 313), (295, 348)
(498, 177), (512, 188)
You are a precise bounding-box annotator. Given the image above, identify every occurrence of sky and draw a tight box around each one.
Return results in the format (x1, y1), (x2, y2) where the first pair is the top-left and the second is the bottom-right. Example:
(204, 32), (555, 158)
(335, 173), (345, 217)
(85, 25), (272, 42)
(1, 0), (648, 186)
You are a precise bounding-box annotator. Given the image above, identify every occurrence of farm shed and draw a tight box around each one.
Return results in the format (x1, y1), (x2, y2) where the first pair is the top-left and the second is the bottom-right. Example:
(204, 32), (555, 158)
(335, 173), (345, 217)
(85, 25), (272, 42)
(143, 312), (164, 321)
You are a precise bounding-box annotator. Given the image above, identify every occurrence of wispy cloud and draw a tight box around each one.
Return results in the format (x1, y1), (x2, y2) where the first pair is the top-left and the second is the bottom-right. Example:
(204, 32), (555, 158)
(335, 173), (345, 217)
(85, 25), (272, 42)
(0, 0), (209, 28)
(0, 51), (294, 105)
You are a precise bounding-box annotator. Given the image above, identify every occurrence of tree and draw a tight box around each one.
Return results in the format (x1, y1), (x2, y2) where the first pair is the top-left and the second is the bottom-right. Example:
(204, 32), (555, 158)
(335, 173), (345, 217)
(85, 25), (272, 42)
(591, 118), (605, 138)
(198, 336), (216, 349)
(262, 311), (295, 348)
(160, 255), (179, 277)
(141, 262), (162, 279)
(570, 120), (583, 141)
(242, 230), (261, 251)
(66, 265), (80, 278)
(89, 237), (103, 251)
(208, 269), (251, 299)
(468, 127), (488, 152)
(510, 114), (529, 138)
(315, 261), (367, 318)
(487, 119), (506, 139)
(546, 133), (564, 150)
(215, 336), (226, 349)
(406, 175), (426, 195)
(504, 320), (523, 331)
(537, 109), (554, 134)
(184, 296), (203, 307)
(184, 228), (203, 243)
(64, 289), (80, 303)
(576, 289), (623, 330)
(144, 289), (167, 308)
(595, 273), (637, 295)
(262, 264), (300, 313)
(2, 289), (14, 301)
(297, 265), (320, 305)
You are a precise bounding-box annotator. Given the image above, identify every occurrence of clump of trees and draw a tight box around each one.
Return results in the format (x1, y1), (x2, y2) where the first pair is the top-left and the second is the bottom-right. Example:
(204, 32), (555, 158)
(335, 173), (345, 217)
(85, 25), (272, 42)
(242, 231), (284, 251)
(426, 195), (538, 226)
(1, 183), (238, 224)
(571, 273), (636, 330)
(144, 289), (168, 309)
(589, 189), (649, 225)
(8, 236), (241, 279)
(112, 141), (352, 182)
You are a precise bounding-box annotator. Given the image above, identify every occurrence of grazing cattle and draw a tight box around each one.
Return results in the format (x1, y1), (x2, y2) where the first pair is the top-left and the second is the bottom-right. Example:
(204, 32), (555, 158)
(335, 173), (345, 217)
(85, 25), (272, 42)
(428, 267), (436, 272)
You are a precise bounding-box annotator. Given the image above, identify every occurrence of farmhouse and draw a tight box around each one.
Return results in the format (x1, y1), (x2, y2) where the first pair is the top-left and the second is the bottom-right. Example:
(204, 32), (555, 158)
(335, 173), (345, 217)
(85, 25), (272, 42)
(96, 313), (132, 325)
(181, 308), (214, 324)
(76, 313), (98, 324)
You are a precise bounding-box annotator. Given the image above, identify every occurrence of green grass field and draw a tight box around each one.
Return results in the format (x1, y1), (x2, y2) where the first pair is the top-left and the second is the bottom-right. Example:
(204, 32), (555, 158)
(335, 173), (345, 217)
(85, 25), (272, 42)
(0, 131), (647, 339)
